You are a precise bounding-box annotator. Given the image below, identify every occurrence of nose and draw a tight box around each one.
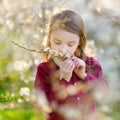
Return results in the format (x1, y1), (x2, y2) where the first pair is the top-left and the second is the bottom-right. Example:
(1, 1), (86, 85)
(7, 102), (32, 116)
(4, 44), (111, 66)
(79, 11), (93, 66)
(59, 45), (67, 54)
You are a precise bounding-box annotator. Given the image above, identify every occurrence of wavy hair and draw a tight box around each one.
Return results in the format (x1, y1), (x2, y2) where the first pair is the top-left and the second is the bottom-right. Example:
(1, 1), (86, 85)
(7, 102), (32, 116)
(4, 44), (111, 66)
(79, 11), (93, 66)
(46, 10), (87, 61)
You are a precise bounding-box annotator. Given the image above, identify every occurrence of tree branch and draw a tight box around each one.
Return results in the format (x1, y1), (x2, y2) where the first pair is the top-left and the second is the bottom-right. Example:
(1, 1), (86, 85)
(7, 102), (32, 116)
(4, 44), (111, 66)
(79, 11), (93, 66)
(11, 41), (46, 53)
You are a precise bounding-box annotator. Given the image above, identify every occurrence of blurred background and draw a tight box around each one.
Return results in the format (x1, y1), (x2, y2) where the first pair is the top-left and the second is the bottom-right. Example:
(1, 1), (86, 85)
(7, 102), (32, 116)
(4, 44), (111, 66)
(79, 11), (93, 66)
(0, 0), (120, 120)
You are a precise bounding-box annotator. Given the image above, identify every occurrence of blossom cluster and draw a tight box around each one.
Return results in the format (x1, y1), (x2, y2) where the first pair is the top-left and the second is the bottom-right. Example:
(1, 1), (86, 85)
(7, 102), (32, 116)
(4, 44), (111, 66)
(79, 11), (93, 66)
(44, 47), (70, 60)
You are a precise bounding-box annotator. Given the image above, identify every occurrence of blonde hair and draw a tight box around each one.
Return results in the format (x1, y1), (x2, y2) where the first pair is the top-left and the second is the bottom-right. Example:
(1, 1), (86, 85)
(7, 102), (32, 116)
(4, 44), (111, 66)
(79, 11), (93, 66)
(46, 9), (87, 61)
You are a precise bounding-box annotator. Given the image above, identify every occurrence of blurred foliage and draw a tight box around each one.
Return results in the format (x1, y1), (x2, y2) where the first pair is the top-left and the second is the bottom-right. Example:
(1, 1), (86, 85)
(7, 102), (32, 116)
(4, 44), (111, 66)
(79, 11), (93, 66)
(0, 0), (120, 120)
(0, 109), (44, 120)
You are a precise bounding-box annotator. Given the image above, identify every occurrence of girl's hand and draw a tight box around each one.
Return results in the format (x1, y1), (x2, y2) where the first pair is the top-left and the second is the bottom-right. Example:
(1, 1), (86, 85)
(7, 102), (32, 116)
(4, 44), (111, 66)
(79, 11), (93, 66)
(60, 58), (75, 73)
(60, 58), (75, 81)
(71, 56), (87, 80)
(53, 57), (75, 81)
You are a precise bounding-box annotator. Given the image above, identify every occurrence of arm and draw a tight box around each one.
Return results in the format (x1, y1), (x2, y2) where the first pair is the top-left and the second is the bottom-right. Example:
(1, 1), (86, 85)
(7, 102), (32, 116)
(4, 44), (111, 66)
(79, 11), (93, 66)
(73, 57), (108, 98)
(34, 63), (52, 114)
(83, 57), (108, 100)
(73, 56), (107, 82)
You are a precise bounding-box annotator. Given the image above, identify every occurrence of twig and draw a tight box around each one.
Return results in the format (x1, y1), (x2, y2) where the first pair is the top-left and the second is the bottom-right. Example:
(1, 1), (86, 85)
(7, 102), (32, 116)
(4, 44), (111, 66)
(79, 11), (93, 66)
(11, 41), (70, 59)
(11, 41), (46, 53)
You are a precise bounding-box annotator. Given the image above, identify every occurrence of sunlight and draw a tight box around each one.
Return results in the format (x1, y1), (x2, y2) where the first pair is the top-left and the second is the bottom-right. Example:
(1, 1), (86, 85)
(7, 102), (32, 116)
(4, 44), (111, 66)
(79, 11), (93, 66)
(13, 60), (29, 71)
(6, 20), (14, 30)
(91, 0), (119, 13)
(53, 7), (61, 14)
(42, 36), (47, 46)
(0, 0), (119, 119)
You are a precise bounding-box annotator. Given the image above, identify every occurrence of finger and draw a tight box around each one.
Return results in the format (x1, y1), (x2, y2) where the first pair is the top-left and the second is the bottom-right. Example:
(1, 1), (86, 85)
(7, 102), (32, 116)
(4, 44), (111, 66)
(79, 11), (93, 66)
(61, 62), (72, 71)
(74, 61), (81, 69)
(64, 62), (74, 71)
(67, 62), (75, 70)
(72, 57), (80, 66)
(72, 56), (83, 63)
(66, 65), (74, 73)
(60, 59), (69, 68)
(71, 56), (78, 61)
(70, 63), (75, 71)
(63, 60), (73, 68)
(64, 61), (75, 72)
(74, 59), (85, 69)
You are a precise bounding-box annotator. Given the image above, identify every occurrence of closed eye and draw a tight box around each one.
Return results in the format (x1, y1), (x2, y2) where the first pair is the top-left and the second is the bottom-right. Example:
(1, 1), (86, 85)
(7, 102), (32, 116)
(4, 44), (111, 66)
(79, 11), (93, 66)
(54, 39), (61, 44)
(68, 42), (75, 47)
(55, 41), (61, 44)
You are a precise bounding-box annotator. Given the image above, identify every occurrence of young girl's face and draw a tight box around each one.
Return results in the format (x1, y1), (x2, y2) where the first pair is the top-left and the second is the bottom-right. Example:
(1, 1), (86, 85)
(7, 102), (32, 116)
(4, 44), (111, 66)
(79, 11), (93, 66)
(50, 28), (79, 56)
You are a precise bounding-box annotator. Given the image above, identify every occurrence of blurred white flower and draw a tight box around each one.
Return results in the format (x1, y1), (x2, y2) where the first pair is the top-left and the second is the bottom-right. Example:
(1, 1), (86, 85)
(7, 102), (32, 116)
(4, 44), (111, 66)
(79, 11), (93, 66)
(19, 87), (30, 96)
(33, 34), (39, 39)
(24, 79), (29, 84)
(100, 105), (112, 113)
(44, 47), (50, 52)
(13, 60), (30, 71)
(58, 105), (82, 120)
(35, 89), (52, 113)
(17, 98), (23, 103)
(11, 93), (15, 97)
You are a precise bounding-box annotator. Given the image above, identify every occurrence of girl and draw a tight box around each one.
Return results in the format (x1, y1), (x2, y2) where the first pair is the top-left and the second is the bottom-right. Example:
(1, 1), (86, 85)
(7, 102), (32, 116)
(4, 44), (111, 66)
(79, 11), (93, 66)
(34, 9), (108, 120)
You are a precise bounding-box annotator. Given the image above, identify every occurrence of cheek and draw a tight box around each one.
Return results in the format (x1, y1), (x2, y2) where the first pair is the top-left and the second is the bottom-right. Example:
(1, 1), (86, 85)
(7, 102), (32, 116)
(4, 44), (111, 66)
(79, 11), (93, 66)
(50, 42), (60, 51)
(68, 47), (77, 55)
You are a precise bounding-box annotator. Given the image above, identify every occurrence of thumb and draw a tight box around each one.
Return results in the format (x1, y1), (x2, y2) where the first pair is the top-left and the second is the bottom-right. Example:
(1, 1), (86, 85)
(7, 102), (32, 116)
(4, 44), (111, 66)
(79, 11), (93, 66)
(53, 57), (63, 67)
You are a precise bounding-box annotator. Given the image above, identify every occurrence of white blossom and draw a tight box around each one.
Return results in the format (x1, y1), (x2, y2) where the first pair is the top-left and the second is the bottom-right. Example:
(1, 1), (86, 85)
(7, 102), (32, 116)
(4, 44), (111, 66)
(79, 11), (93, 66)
(44, 47), (50, 52)
(19, 87), (30, 96)
(17, 98), (23, 103)
(44, 47), (70, 59)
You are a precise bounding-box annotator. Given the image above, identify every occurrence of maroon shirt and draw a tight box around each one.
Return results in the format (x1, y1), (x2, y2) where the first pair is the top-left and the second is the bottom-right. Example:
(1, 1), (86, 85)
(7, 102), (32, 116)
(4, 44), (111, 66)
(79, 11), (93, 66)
(34, 57), (107, 120)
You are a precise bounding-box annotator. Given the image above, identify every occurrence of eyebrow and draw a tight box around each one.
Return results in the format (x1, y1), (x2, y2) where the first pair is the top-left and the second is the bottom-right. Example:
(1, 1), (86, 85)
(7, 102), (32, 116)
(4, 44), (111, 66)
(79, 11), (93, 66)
(54, 38), (75, 43)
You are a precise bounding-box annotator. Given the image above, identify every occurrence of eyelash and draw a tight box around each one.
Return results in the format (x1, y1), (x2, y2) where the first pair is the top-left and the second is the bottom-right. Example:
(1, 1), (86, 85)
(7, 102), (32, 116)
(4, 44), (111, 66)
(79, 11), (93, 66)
(54, 40), (74, 47)
(68, 44), (73, 47)
(55, 42), (61, 44)
(55, 43), (73, 47)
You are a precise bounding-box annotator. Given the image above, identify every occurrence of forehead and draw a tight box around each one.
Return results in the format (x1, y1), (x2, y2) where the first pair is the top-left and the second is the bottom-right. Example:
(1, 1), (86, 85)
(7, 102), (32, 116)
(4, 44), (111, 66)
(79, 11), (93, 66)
(51, 28), (79, 42)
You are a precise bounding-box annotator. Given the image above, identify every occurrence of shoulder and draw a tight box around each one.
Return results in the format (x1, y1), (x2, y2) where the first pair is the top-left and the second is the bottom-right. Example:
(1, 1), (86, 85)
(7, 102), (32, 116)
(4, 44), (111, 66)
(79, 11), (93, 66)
(86, 57), (103, 77)
(36, 59), (58, 75)
(86, 56), (102, 67)
(36, 61), (50, 75)
(37, 61), (48, 70)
